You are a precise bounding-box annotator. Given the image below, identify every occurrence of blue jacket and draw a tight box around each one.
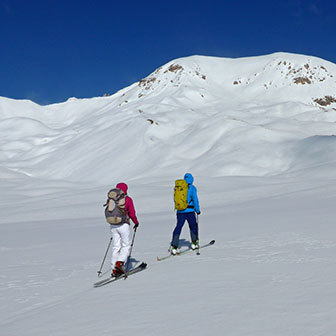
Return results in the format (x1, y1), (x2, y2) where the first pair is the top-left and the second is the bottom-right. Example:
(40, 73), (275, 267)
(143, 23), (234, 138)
(177, 173), (200, 214)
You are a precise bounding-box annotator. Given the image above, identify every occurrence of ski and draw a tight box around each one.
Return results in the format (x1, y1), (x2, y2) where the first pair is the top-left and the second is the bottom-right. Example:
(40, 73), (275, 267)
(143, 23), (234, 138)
(156, 239), (215, 261)
(94, 262), (147, 287)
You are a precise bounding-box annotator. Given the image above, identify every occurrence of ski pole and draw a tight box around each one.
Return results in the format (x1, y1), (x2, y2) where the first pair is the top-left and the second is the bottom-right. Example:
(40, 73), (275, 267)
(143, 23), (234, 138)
(97, 237), (113, 277)
(124, 226), (137, 279)
(196, 213), (200, 255)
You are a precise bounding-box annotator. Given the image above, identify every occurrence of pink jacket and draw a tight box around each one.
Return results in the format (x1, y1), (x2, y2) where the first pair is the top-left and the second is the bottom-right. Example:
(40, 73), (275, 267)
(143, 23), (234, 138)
(116, 183), (139, 225)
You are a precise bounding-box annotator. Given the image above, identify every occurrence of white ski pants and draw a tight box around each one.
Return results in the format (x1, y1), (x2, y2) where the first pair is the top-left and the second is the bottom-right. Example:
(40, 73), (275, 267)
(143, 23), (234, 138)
(110, 223), (131, 268)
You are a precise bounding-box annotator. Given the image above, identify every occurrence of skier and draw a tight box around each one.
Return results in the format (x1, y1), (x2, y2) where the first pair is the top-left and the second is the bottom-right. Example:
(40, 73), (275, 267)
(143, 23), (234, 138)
(170, 173), (201, 255)
(106, 183), (139, 277)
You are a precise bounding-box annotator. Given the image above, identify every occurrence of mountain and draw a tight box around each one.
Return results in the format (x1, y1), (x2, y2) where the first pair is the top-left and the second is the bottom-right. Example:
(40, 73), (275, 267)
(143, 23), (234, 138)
(2, 53), (336, 336)
(1, 52), (336, 182)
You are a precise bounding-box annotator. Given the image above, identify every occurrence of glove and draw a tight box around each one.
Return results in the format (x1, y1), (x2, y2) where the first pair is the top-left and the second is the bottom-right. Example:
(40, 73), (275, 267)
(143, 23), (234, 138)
(196, 211), (201, 215)
(133, 223), (139, 230)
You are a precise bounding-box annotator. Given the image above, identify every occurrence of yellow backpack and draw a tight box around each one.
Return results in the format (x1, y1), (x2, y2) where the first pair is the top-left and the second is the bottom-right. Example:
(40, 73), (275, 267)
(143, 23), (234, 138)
(174, 179), (189, 210)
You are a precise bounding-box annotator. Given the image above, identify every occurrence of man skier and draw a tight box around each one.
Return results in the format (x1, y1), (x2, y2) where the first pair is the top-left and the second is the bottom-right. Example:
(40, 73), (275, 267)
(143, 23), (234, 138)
(170, 173), (201, 255)
(108, 183), (139, 277)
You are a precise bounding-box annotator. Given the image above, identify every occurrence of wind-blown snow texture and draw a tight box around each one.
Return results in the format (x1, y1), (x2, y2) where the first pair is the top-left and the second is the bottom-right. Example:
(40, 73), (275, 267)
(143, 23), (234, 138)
(1, 52), (336, 336)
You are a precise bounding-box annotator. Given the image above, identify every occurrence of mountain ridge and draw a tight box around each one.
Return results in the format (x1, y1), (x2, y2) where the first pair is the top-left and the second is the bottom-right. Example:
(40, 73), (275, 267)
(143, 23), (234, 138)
(1, 52), (336, 182)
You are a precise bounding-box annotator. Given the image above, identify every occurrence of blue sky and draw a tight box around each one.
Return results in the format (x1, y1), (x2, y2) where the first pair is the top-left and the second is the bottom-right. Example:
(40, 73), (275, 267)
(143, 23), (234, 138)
(0, 0), (335, 105)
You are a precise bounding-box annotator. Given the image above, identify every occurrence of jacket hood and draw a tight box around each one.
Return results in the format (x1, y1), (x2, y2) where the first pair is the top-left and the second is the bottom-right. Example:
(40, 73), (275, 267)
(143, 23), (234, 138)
(184, 173), (194, 185)
(116, 183), (128, 194)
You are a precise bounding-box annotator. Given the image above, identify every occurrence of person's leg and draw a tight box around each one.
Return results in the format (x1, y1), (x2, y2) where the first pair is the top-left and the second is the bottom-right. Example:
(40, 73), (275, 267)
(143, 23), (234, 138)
(186, 212), (198, 243)
(171, 213), (186, 247)
(110, 225), (121, 269)
(117, 223), (131, 264)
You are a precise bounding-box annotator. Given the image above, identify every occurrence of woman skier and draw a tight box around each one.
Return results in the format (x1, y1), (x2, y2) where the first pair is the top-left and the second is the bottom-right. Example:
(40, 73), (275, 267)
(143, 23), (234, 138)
(105, 182), (139, 277)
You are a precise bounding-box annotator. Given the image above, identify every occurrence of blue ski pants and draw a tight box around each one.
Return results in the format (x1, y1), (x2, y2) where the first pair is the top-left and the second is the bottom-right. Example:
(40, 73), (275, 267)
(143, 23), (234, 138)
(171, 212), (198, 247)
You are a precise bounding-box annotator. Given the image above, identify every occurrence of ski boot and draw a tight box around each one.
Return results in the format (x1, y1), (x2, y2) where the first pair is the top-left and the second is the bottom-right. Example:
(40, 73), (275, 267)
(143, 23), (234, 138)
(170, 245), (179, 255)
(112, 261), (125, 277)
(191, 240), (199, 250)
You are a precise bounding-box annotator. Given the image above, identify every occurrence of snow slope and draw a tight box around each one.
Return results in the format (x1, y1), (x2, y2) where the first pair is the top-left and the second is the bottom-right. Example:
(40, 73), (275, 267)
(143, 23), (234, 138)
(1, 52), (336, 336)
(1, 52), (336, 181)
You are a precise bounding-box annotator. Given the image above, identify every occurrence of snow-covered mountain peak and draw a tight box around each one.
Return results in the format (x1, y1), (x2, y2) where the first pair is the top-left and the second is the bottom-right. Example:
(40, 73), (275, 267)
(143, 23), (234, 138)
(116, 53), (336, 109)
(234, 54), (334, 86)
(137, 59), (207, 92)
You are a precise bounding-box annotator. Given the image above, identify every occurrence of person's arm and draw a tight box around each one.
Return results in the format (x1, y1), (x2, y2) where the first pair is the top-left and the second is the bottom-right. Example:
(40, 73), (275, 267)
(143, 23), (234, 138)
(192, 186), (200, 214)
(126, 197), (139, 226)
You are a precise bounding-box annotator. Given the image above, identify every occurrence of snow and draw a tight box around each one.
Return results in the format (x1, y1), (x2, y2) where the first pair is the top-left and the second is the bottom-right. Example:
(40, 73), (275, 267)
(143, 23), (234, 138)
(1, 52), (336, 335)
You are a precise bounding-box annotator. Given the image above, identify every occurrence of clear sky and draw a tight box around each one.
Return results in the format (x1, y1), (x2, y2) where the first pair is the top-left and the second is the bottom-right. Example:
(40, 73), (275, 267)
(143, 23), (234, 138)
(1, 0), (335, 105)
